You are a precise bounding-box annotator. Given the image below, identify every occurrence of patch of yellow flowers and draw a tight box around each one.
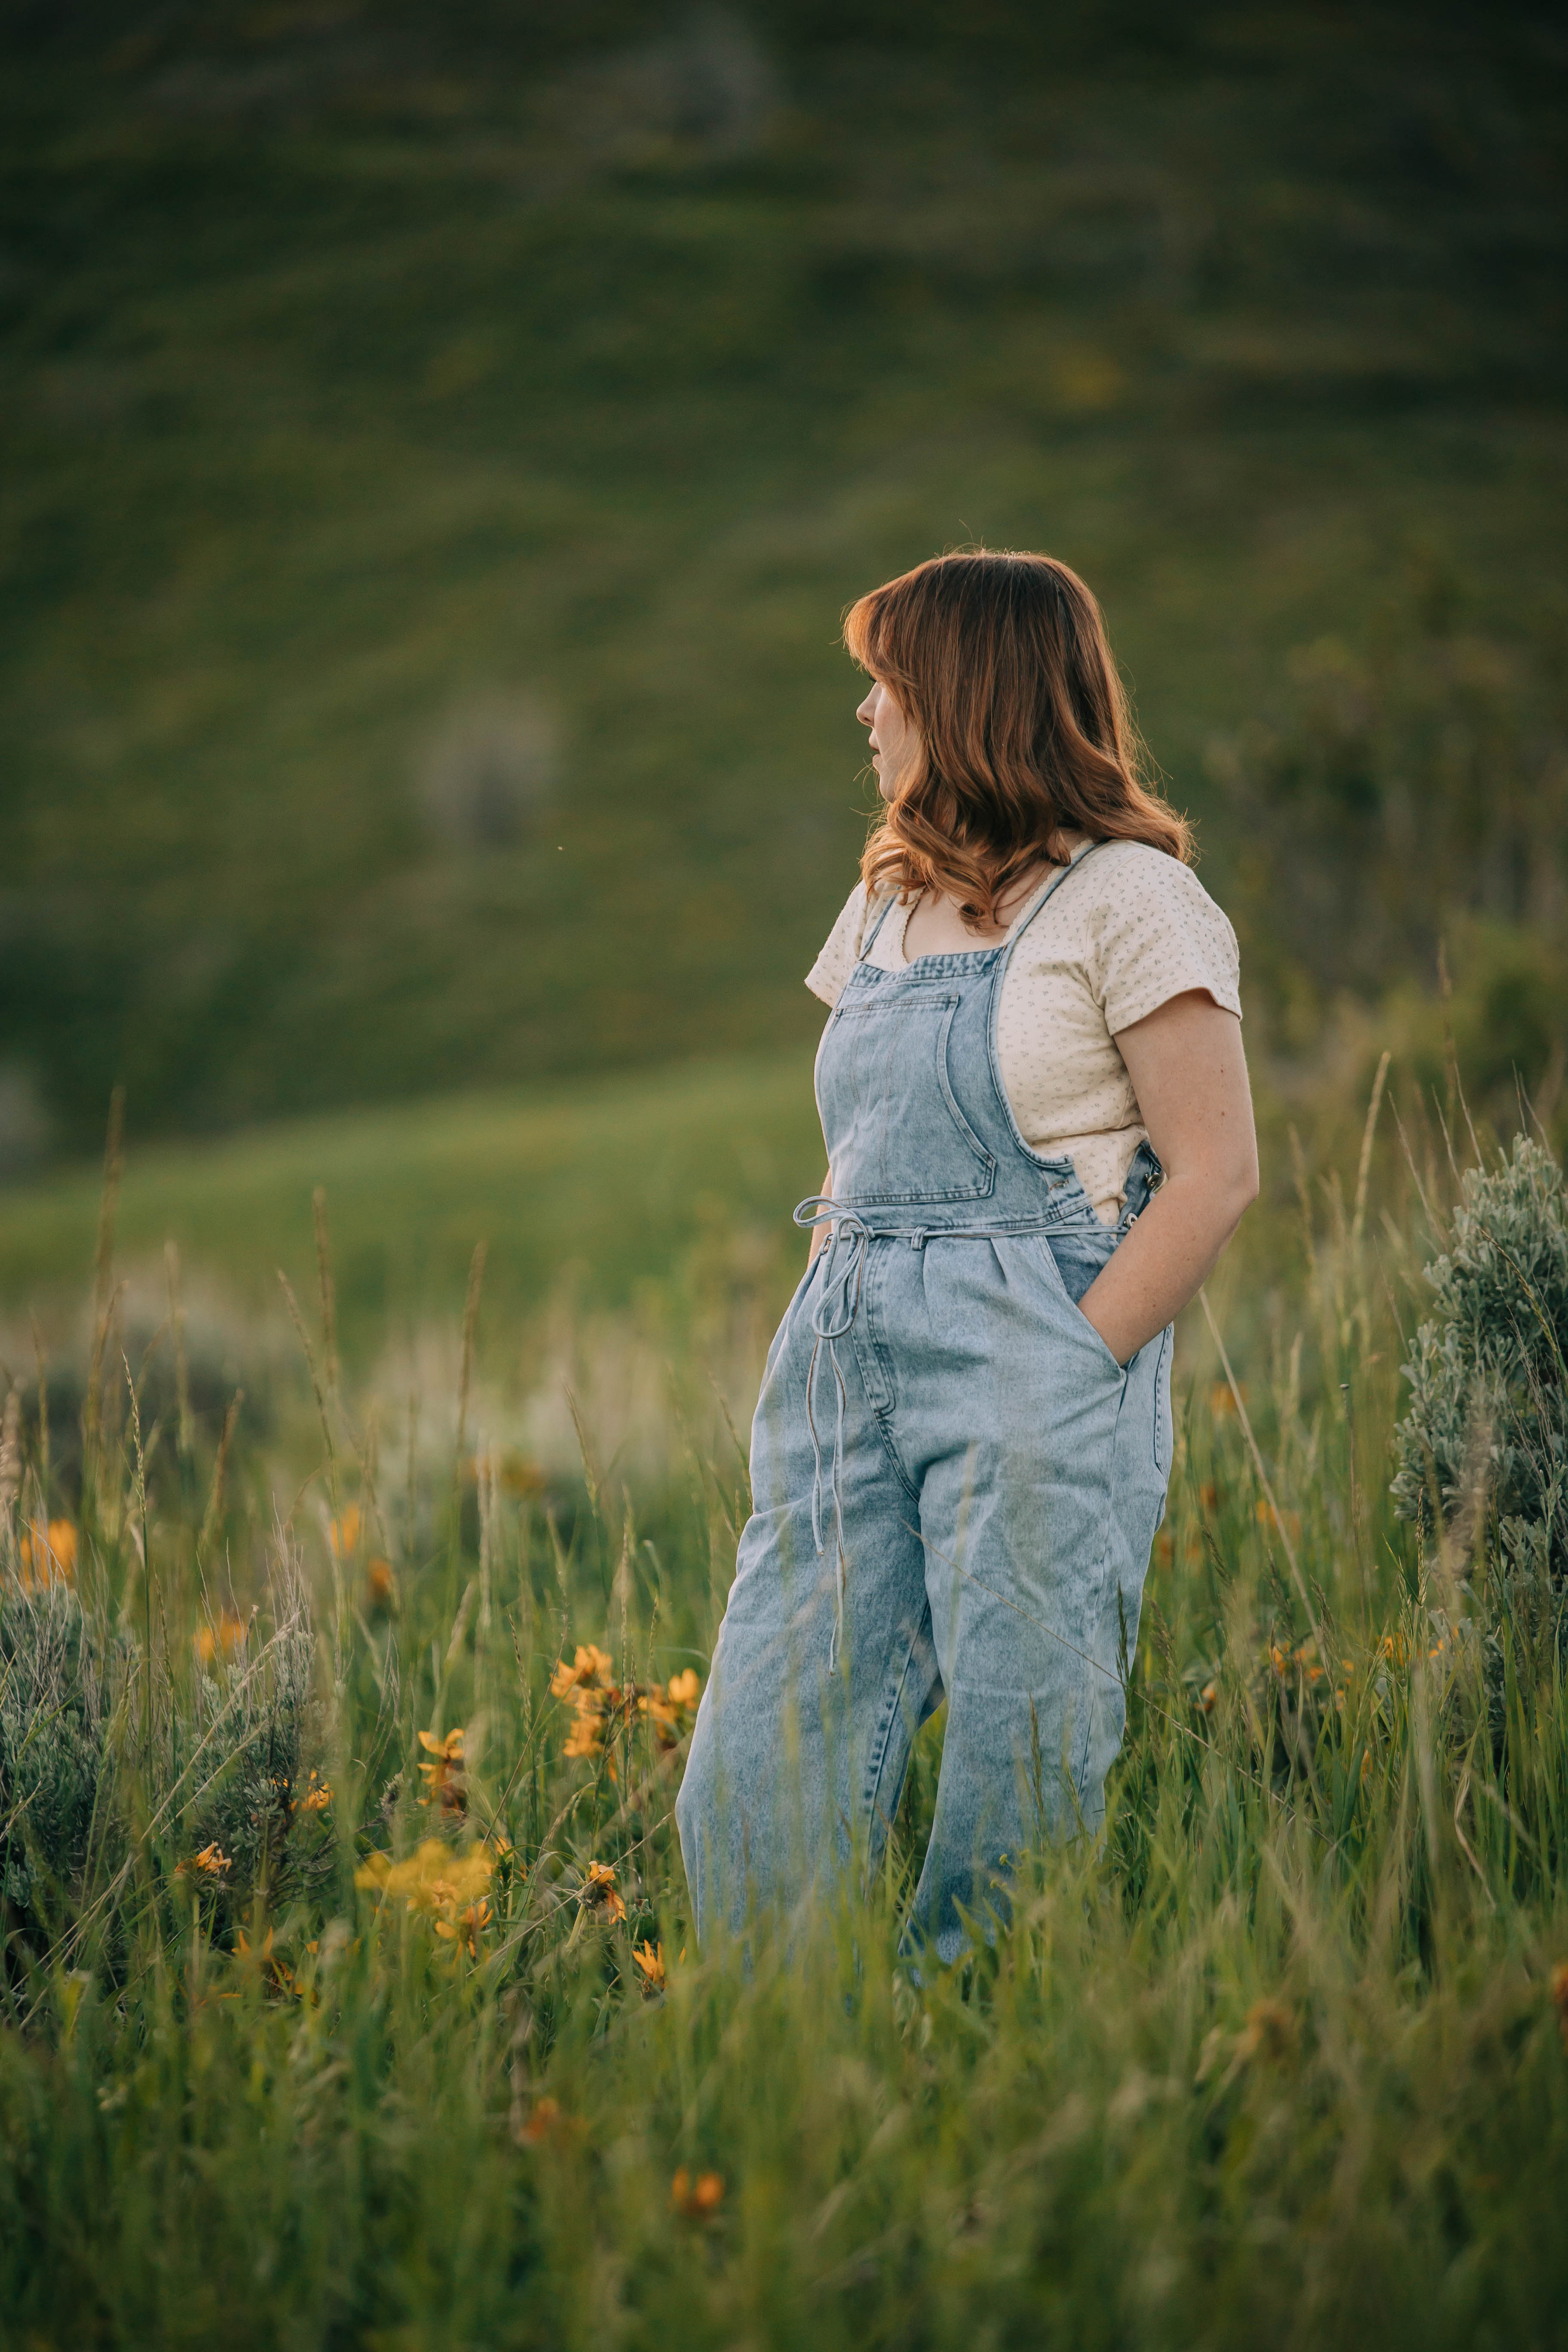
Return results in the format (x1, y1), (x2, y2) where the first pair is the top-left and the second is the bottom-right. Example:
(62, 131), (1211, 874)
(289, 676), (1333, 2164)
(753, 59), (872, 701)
(355, 1838), (500, 1959)
(549, 1643), (702, 1770)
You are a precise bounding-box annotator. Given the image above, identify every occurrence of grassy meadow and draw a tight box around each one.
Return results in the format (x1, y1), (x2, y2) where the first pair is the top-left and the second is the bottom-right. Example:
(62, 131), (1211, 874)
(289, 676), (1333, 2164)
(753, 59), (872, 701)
(5, 1), (1567, 1152)
(4, 1059), (1568, 2347)
(6, 3), (1568, 2343)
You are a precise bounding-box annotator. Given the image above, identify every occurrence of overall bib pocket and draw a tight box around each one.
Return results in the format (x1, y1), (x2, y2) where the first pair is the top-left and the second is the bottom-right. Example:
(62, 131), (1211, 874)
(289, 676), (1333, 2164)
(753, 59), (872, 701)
(819, 988), (997, 1206)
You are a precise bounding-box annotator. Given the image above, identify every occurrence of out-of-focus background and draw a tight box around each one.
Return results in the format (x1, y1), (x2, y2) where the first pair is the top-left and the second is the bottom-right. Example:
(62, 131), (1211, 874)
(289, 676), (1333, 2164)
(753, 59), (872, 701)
(3, 0), (1566, 1360)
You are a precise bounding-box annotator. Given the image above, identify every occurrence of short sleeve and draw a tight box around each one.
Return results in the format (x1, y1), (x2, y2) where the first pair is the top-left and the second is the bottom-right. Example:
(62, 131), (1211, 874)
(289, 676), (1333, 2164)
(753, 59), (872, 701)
(1084, 849), (1242, 1034)
(806, 882), (881, 1007)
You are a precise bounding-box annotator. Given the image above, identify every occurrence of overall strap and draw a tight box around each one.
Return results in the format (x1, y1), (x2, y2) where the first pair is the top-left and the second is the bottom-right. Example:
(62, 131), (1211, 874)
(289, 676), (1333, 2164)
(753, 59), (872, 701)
(1008, 838), (1106, 946)
(856, 888), (903, 959)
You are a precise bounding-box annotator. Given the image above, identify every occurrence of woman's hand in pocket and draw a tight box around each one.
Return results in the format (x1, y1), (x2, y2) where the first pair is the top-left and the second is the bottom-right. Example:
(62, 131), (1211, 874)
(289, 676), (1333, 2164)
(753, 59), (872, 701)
(1077, 991), (1259, 1363)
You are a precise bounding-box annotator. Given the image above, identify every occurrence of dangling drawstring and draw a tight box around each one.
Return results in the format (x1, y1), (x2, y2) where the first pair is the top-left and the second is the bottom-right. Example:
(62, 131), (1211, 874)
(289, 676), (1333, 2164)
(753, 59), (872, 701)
(791, 1195), (872, 1673)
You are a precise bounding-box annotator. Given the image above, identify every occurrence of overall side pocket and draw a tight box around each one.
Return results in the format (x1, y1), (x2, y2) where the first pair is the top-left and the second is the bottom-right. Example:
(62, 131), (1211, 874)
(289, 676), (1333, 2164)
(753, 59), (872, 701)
(1035, 1229), (1126, 1385)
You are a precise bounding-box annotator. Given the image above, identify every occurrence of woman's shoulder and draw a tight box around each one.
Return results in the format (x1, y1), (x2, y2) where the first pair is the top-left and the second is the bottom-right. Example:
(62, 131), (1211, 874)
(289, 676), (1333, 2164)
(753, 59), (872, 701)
(805, 877), (894, 1007)
(1081, 838), (1228, 906)
(1084, 843), (1240, 1023)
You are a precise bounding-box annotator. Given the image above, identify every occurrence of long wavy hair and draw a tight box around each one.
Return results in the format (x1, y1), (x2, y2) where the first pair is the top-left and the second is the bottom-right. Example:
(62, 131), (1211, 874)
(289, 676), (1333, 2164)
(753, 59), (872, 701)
(845, 548), (1191, 925)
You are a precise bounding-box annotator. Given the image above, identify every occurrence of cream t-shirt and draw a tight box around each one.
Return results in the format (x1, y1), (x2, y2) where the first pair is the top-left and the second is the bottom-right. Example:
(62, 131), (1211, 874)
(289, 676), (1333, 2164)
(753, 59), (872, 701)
(805, 839), (1242, 1224)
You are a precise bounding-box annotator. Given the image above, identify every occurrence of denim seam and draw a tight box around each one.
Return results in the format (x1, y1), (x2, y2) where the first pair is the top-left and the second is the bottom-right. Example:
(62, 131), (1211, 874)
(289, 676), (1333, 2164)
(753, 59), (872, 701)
(856, 1254), (922, 1502)
(1073, 1382), (1128, 1800)
(861, 1618), (930, 1853)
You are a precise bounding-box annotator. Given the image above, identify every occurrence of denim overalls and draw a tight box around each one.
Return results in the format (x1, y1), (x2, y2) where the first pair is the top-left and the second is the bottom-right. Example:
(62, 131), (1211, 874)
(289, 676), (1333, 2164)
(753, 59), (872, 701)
(677, 848), (1173, 1963)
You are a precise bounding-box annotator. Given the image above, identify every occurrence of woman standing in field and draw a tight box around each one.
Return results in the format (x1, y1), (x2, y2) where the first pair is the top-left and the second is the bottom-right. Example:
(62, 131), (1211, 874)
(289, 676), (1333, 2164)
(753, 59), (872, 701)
(677, 549), (1257, 1963)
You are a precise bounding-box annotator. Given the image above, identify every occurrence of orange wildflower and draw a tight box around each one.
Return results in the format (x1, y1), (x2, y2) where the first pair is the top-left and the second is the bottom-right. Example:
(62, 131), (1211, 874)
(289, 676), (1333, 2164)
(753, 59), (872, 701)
(580, 1860), (625, 1923)
(1239, 1999), (1295, 2063)
(550, 1644), (616, 1699)
(418, 1728), (466, 1813)
(328, 1505), (362, 1559)
(632, 1939), (666, 1992)
(355, 1838), (493, 1917)
(671, 2167), (725, 2218)
(564, 1712), (605, 1761)
(233, 1928), (296, 1996)
(434, 1898), (491, 1958)
(666, 1668), (701, 1709)
(300, 1772), (331, 1816)
(365, 1558), (396, 1610)
(1550, 1961), (1568, 2053)
(195, 1611), (249, 1666)
(17, 1519), (77, 1591)
(520, 2096), (567, 2144)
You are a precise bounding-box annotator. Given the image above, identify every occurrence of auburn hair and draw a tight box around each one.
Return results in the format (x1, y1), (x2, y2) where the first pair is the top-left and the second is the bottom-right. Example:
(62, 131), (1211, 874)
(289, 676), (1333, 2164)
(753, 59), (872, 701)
(844, 548), (1191, 925)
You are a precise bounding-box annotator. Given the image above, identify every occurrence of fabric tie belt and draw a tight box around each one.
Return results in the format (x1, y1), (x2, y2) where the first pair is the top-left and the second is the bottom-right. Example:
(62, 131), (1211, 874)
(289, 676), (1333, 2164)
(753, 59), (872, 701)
(790, 1193), (1078, 1672)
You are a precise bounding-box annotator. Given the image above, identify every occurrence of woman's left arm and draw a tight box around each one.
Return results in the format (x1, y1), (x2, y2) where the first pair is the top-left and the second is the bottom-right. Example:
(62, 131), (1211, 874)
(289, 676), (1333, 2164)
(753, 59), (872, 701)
(1076, 989), (1259, 1366)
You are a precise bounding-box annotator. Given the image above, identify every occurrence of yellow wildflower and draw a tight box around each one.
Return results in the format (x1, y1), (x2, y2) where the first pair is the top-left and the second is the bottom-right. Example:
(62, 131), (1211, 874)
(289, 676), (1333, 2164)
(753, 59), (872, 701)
(300, 1772), (331, 1816)
(666, 1668), (701, 1709)
(355, 1838), (494, 1915)
(632, 1940), (666, 1992)
(434, 1898), (491, 1958)
(328, 1505), (362, 1559)
(192, 1843), (231, 1877)
(550, 1644), (615, 1699)
(417, 1727), (466, 1814)
(563, 1712), (605, 1761)
(195, 1611), (249, 1666)
(17, 1519), (77, 1591)
(233, 1928), (295, 1996)
(638, 1687), (680, 1740)
(580, 1859), (625, 1924)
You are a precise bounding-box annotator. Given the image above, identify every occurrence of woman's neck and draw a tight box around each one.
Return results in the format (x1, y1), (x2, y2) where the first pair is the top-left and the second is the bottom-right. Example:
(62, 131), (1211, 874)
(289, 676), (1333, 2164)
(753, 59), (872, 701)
(900, 836), (1082, 960)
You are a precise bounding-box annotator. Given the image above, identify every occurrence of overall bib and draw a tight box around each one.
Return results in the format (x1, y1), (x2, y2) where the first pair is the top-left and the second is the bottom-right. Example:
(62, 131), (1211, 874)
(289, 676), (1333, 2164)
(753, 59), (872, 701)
(677, 849), (1173, 1963)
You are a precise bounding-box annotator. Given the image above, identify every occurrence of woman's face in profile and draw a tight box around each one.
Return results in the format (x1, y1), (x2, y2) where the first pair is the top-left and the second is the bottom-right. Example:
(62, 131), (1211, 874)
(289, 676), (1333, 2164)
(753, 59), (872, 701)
(856, 677), (917, 804)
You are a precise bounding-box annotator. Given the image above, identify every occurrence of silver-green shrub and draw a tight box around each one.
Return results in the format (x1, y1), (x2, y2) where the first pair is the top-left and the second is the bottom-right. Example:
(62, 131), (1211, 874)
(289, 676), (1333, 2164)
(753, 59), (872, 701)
(184, 1566), (322, 1896)
(0, 1553), (323, 1947)
(0, 1584), (125, 1931)
(1392, 1136), (1568, 1642)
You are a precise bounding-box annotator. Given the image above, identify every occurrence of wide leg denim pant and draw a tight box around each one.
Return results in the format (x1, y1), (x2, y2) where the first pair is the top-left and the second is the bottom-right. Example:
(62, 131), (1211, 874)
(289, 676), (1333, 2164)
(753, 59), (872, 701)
(677, 1207), (1170, 1963)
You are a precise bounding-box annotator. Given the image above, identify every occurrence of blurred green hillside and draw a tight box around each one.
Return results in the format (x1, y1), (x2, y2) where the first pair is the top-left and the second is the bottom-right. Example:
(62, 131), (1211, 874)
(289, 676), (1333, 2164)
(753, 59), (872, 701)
(3, 0), (1566, 1158)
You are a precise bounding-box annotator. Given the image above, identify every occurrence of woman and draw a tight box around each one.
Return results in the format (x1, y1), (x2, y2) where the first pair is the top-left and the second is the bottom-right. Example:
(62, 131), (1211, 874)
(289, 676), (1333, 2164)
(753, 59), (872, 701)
(677, 549), (1257, 1963)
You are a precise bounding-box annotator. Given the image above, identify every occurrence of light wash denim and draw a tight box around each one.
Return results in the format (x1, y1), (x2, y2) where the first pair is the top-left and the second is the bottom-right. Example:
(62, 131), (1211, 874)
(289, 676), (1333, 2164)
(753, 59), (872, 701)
(677, 850), (1173, 1962)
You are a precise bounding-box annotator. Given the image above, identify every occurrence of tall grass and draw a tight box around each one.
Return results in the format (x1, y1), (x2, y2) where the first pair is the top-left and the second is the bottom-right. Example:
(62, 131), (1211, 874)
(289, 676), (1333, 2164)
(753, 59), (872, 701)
(3, 1084), (1568, 2350)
